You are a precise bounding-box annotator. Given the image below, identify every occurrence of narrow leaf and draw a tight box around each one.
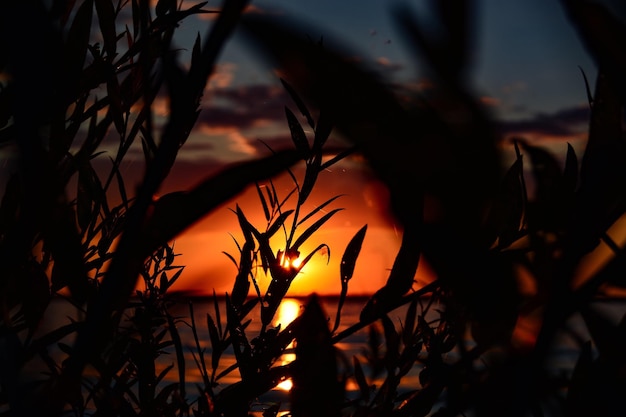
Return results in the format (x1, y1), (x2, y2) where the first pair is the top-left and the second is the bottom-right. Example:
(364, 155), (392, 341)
(297, 194), (344, 226)
(285, 106), (310, 157)
(281, 77), (315, 129)
(255, 182), (271, 221)
(291, 208), (344, 251)
(266, 209), (294, 238)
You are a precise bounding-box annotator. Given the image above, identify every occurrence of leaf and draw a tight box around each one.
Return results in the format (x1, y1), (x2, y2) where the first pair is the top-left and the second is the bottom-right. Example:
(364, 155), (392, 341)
(207, 312), (222, 374)
(520, 140), (570, 232)
(155, 382), (180, 407)
(161, 267), (183, 293)
(563, 142), (579, 196)
(402, 297), (419, 347)
(319, 146), (357, 171)
(255, 182), (271, 221)
(361, 224), (421, 321)
(297, 243), (330, 271)
(266, 209), (294, 238)
(285, 106), (310, 157)
(155, 364), (174, 386)
(213, 289), (223, 336)
(141, 149), (300, 258)
(281, 77), (315, 129)
(298, 154), (320, 205)
(381, 314), (399, 372)
(225, 295), (254, 381)
(265, 181), (276, 209)
(562, 1), (626, 100)
(312, 108), (333, 152)
(353, 356), (370, 402)
(297, 194), (344, 226)
(578, 65), (594, 107)
(483, 153), (525, 249)
(291, 208), (344, 252)
(191, 32), (202, 71)
(333, 225), (367, 332)
(64, 0), (93, 100)
(95, 0), (117, 59)
(231, 241), (253, 307)
(222, 250), (238, 268)
(340, 225), (367, 283)
(109, 156), (130, 209)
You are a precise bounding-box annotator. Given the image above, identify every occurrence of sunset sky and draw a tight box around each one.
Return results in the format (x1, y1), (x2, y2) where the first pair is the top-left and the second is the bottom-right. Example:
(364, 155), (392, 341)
(0, 2), (618, 297)
(101, 1), (617, 296)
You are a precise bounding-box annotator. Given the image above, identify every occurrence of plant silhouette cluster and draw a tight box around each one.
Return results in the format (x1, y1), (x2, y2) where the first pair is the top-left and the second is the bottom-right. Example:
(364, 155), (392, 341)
(0, 0), (626, 417)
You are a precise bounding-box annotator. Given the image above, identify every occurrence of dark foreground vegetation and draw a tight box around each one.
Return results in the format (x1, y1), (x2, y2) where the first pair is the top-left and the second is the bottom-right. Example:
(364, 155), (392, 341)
(1, 0), (626, 416)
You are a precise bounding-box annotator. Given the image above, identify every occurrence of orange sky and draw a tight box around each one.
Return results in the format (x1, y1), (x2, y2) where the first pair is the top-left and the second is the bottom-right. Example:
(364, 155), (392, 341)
(156, 155), (436, 297)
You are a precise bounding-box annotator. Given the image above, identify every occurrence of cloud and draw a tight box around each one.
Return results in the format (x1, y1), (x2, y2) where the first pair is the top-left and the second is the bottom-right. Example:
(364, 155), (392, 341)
(226, 129), (257, 156)
(496, 104), (591, 138)
(480, 96), (501, 107)
(198, 83), (291, 129)
(375, 56), (404, 72)
(208, 62), (238, 89)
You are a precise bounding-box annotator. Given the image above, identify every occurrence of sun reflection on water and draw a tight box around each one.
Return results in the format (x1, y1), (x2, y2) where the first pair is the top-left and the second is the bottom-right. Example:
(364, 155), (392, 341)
(273, 298), (301, 391)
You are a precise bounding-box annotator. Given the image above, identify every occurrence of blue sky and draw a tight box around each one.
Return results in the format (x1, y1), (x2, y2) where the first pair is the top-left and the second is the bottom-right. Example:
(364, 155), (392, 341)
(196, 0), (599, 117)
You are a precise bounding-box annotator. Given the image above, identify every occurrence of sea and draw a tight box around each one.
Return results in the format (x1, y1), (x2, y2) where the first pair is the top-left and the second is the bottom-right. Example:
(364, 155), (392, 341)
(163, 296), (420, 411)
(32, 295), (626, 416)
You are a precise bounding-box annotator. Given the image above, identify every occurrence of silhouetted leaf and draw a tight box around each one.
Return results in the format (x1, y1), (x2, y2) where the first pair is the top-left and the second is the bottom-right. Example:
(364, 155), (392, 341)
(297, 194), (344, 226)
(296, 243), (330, 272)
(333, 225), (367, 332)
(213, 289), (223, 336)
(381, 314), (399, 371)
(578, 65), (594, 107)
(563, 142), (579, 196)
(95, 0), (117, 59)
(361, 225), (421, 321)
(353, 356), (370, 402)
(562, 0), (626, 100)
(520, 140), (570, 232)
(225, 295), (254, 381)
(340, 225), (367, 283)
(291, 208), (343, 252)
(266, 209), (294, 238)
(483, 154), (525, 248)
(312, 108), (332, 152)
(207, 312), (222, 374)
(281, 77), (315, 129)
(255, 182), (271, 221)
(319, 146), (357, 171)
(285, 106), (310, 157)
(64, 0), (93, 101)
(402, 297), (419, 347)
(231, 241), (253, 307)
(298, 155), (321, 205)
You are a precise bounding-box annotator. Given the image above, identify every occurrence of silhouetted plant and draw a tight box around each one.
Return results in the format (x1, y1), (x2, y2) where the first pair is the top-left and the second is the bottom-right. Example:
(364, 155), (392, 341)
(239, 0), (626, 416)
(0, 0), (301, 415)
(2, 0), (626, 416)
(184, 79), (364, 416)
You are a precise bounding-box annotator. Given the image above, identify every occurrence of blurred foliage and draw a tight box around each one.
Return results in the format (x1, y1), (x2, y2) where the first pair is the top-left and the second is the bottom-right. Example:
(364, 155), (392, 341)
(1, 0), (626, 417)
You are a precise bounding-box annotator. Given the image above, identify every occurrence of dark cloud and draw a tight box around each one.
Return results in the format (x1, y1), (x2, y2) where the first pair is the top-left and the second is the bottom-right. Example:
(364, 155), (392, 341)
(198, 84), (295, 129)
(497, 105), (591, 138)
